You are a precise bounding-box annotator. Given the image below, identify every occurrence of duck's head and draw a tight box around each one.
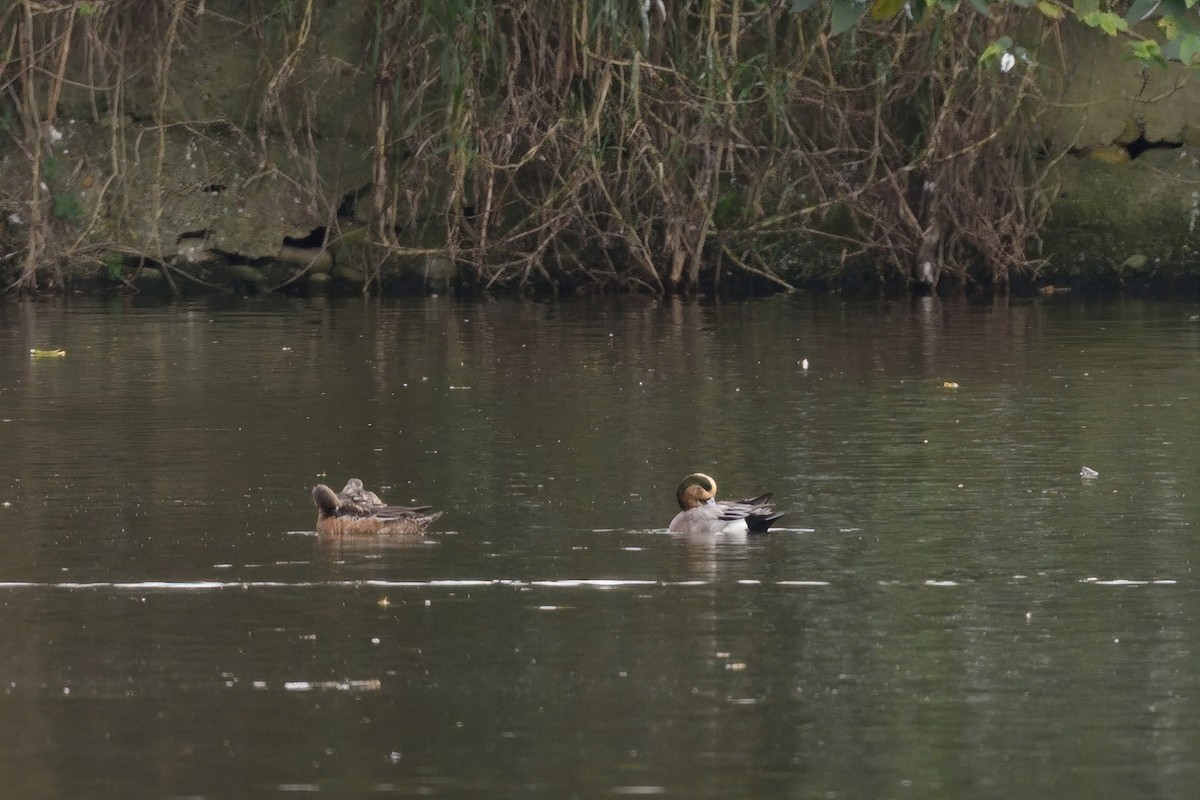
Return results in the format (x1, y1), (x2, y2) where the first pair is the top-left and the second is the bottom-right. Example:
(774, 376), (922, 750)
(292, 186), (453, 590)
(676, 472), (717, 510)
(312, 484), (341, 517)
(340, 478), (365, 495)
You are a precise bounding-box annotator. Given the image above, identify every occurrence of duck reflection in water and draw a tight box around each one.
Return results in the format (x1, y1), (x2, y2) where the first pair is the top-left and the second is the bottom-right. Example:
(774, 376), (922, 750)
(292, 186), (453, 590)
(312, 480), (441, 536)
(668, 472), (785, 534)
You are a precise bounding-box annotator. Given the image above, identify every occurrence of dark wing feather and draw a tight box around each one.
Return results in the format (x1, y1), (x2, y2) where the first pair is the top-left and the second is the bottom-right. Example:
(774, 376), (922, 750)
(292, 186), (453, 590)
(717, 494), (785, 533)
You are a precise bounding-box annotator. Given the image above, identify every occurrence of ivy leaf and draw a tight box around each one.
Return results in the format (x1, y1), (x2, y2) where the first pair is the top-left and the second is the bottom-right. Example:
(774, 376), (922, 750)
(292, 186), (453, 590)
(830, 0), (867, 35)
(1159, 0), (1191, 22)
(1128, 38), (1168, 67)
(1080, 10), (1131, 35)
(1124, 0), (1162, 24)
(1179, 33), (1200, 63)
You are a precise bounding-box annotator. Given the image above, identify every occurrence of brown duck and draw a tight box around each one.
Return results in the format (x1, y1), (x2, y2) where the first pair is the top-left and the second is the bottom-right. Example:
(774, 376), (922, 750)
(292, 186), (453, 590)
(312, 481), (441, 536)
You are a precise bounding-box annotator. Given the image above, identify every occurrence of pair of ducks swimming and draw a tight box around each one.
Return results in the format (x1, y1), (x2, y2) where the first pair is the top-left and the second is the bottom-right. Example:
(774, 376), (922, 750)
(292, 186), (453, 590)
(312, 472), (786, 536)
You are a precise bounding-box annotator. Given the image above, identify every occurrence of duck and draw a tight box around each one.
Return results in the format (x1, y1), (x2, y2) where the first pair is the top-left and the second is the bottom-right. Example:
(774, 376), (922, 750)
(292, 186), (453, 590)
(668, 472), (785, 534)
(339, 478), (385, 510)
(312, 482), (441, 536)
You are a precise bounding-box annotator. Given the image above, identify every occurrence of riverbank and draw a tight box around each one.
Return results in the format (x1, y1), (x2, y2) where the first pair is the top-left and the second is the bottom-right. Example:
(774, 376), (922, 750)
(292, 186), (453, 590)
(4, 5), (1200, 297)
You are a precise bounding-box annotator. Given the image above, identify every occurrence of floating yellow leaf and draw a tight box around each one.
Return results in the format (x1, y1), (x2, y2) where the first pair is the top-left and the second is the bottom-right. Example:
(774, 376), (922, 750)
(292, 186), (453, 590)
(30, 348), (66, 358)
(943, 381), (959, 389)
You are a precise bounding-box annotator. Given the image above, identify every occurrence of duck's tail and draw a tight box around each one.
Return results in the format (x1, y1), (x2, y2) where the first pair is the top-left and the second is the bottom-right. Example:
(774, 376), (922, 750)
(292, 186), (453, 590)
(746, 511), (786, 534)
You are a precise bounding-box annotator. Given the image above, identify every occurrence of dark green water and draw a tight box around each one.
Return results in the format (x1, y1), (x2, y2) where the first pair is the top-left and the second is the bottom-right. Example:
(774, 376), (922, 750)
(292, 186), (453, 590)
(1, 294), (1198, 798)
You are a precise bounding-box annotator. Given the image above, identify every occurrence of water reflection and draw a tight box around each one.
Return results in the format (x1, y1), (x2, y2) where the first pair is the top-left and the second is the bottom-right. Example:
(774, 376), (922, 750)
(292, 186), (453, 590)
(0, 294), (1199, 797)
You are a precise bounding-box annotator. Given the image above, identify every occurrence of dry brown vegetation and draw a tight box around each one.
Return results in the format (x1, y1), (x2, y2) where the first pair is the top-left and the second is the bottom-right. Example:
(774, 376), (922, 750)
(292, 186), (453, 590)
(0, 1), (1051, 294)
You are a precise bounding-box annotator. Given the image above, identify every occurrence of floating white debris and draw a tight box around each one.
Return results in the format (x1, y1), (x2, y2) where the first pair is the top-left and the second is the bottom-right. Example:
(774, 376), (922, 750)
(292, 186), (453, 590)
(924, 580), (958, 587)
(531, 579), (656, 587)
(801, 358), (809, 370)
(1080, 466), (1099, 479)
(1080, 577), (1175, 586)
(283, 679), (381, 692)
(612, 787), (666, 795)
(113, 581), (229, 590)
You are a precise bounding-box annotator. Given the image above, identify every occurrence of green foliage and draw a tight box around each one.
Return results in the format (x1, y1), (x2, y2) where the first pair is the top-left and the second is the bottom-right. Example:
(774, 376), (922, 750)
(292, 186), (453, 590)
(52, 192), (83, 222)
(870, 0), (908, 22)
(816, 0), (1200, 69)
(1179, 35), (1200, 64)
(712, 189), (746, 230)
(1037, 2), (1066, 20)
(103, 255), (124, 282)
(1130, 38), (1168, 65)
(1079, 10), (1129, 36)
(40, 156), (61, 183)
(830, 0), (867, 36)
(979, 35), (1015, 65)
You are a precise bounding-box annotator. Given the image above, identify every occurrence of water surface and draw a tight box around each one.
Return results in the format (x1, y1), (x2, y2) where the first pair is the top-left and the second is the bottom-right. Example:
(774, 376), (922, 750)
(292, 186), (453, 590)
(1, 294), (1198, 798)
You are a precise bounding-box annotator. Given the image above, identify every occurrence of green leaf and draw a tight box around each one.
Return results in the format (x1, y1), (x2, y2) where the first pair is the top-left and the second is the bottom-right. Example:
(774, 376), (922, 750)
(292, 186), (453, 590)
(1079, 10), (1130, 35)
(978, 35), (1013, 64)
(1128, 38), (1169, 66)
(1179, 33), (1200, 63)
(870, 0), (908, 20)
(1159, 0), (1191, 19)
(1037, 1), (1067, 19)
(1124, 0), (1162, 24)
(969, 0), (996, 16)
(790, 0), (822, 12)
(830, 0), (867, 35)
(1163, 2), (1200, 35)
